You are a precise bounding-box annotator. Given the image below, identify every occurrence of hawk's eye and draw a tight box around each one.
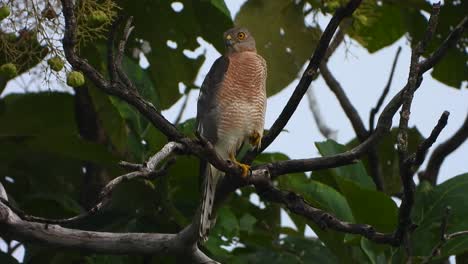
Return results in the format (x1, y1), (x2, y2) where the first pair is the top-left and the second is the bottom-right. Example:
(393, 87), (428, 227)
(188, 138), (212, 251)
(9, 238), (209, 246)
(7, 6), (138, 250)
(237, 32), (246, 40)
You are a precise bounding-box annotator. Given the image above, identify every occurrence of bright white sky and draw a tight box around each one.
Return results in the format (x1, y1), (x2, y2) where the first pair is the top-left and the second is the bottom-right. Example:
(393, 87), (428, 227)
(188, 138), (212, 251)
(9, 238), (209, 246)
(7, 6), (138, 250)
(1, 0), (467, 262)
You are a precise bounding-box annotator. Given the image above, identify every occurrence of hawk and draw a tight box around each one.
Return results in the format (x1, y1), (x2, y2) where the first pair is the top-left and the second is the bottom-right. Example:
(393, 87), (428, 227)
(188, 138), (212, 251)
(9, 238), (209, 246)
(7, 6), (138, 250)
(196, 27), (267, 241)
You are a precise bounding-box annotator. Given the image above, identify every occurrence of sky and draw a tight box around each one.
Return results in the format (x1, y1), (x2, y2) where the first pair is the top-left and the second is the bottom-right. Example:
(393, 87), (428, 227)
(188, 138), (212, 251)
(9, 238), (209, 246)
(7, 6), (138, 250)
(1, 0), (467, 262)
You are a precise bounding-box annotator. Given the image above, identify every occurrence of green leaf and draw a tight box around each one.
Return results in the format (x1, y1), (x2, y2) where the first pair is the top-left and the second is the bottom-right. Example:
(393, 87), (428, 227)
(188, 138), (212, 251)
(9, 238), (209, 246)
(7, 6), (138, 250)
(427, 0), (468, 89)
(21, 194), (82, 219)
(361, 238), (390, 264)
(240, 213), (257, 234)
(348, 1), (407, 53)
(232, 236), (340, 264)
(236, 0), (321, 96)
(87, 86), (128, 155)
(431, 48), (468, 89)
(339, 180), (398, 232)
(214, 206), (239, 238)
(315, 139), (375, 190)
(412, 173), (468, 259)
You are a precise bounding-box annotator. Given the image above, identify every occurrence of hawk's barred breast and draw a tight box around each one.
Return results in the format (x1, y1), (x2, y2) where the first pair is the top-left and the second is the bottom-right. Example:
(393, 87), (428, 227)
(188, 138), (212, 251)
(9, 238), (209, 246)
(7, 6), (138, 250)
(215, 51), (267, 157)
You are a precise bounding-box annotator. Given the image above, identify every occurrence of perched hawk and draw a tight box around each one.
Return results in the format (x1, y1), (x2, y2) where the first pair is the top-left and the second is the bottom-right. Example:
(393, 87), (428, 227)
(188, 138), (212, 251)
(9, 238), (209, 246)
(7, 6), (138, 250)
(196, 27), (267, 241)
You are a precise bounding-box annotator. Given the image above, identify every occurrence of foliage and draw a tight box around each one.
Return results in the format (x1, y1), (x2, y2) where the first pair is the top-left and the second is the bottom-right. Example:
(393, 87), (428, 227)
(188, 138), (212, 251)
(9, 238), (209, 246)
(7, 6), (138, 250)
(0, 0), (466, 263)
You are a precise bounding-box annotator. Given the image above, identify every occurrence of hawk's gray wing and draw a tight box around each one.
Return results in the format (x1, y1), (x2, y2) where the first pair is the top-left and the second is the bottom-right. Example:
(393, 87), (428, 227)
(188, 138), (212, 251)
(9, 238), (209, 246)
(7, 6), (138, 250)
(196, 56), (229, 145)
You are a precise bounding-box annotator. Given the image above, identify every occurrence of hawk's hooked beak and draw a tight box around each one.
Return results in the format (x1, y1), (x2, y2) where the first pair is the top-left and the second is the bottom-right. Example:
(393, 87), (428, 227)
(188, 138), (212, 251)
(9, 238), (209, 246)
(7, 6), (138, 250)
(225, 34), (233, 46)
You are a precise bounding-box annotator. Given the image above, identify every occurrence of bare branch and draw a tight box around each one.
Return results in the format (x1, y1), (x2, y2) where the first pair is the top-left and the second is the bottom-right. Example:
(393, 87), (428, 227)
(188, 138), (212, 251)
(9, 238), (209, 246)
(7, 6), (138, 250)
(411, 111), (450, 168)
(174, 91), (191, 126)
(319, 63), (367, 141)
(306, 86), (337, 140)
(369, 46), (402, 132)
(248, 170), (396, 245)
(420, 16), (467, 73)
(61, 0), (183, 141)
(420, 111), (468, 185)
(394, 3), (441, 248)
(0, 197), (208, 260)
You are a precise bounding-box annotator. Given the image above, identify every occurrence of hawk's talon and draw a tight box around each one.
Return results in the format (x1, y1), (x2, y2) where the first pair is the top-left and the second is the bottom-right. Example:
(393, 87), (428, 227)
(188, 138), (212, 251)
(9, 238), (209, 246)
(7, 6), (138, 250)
(229, 153), (251, 178)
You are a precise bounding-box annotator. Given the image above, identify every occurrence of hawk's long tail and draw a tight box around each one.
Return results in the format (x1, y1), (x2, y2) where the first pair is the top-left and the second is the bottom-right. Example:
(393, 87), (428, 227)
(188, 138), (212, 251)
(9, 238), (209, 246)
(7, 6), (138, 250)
(199, 163), (222, 242)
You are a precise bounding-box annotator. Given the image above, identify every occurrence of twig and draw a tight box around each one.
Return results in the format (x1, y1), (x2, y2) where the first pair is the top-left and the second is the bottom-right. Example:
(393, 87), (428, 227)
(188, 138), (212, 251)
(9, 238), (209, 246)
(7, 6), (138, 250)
(369, 47), (402, 132)
(419, 17), (467, 73)
(411, 111), (450, 168)
(306, 86), (337, 140)
(115, 17), (136, 90)
(421, 206), (468, 264)
(420, 111), (468, 185)
(174, 90), (191, 126)
(319, 63), (367, 141)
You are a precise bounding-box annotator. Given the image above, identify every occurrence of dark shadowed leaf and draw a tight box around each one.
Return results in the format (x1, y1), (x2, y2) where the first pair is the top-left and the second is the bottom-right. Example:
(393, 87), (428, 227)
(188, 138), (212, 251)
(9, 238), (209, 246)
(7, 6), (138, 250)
(412, 173), (468, 259)
(347, 127), (423, 195)
(0, 252), (20, 264)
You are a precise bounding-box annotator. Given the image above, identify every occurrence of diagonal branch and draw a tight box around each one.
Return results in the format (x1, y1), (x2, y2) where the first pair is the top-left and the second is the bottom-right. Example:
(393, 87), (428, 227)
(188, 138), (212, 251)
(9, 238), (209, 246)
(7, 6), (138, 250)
(319, 63), (367, 141)
(306, 86), (337, 140)
(369, 46), (402, 132)
(420, 111), (468, 185)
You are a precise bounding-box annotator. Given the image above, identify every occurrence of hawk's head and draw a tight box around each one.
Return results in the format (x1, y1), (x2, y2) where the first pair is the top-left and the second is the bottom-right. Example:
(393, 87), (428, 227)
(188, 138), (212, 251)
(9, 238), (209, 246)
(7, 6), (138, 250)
(223, 27), (256, 53)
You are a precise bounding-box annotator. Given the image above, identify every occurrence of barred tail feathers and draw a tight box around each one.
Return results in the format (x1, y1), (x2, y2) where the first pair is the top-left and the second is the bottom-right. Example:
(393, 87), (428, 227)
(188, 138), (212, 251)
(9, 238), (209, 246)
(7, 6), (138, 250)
(199, 164), (222, 241)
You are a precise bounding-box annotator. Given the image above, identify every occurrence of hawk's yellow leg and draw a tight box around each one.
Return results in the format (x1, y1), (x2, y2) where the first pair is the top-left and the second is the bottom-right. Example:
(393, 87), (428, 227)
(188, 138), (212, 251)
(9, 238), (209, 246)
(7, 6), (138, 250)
(249, 130), (262, 150)
(229, 153), (250, 178)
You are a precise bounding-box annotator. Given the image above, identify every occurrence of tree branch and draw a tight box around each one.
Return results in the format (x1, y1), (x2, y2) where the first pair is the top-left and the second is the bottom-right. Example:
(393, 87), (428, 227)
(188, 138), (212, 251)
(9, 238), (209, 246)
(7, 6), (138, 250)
(306, 86), (338, 140)
(394, 3), (441, 249)
(319, 63), (367, 141)
(369, 46), (402, 132)
(422, 206), (468, 264)
(248, 170), (396, 245)
(61, 0), (182, 141)
(420, 111), (468, 185)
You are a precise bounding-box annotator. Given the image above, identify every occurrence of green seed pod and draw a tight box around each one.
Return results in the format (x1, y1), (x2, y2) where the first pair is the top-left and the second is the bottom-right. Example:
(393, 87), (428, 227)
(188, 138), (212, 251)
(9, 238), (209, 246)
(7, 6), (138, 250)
(47, 56), (64, 72)
(87, 10), (109, 27)
(0, 63), (17, 79)
(0, 6), (10, 21)
(67, 71), (85, 87)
